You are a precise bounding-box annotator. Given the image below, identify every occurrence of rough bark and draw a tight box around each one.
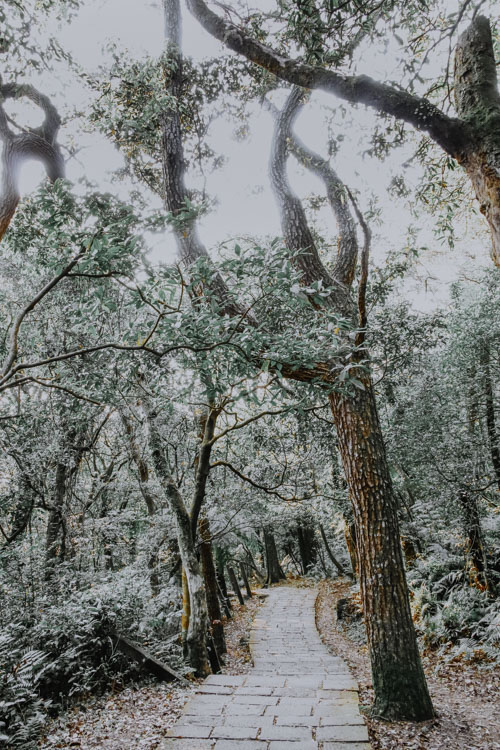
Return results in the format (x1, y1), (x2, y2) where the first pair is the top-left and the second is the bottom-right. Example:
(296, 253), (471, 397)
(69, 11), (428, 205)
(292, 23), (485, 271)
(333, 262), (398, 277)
(146, 404), (210, 676)
(264, 528), (285, 584)
(296, 523), (318, 573)
(329, 381), (433, 719)
(45, 425), (88, 581)
(454, 17), (500, 265)
(268, 87), (433, 720)
(199, 517), (226, 656)
(161, 0), (242, 316)
(121, 411), (162, 594)
(215, 546), (232, 617)
(186, 0), (469, 156)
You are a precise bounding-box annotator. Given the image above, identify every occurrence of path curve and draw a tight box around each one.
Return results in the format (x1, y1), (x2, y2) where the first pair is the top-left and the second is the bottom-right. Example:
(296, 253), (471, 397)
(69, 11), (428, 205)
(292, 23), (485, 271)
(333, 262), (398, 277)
(163, 585), (371, 749)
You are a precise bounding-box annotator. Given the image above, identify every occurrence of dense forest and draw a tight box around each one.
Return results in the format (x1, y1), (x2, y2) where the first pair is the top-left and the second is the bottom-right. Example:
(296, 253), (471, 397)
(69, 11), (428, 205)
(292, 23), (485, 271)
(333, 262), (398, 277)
(0, 1), (499, 748)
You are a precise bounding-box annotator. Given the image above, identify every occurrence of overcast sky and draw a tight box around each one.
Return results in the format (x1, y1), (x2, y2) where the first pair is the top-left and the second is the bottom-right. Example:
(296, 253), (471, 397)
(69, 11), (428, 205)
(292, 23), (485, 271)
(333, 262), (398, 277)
(11, 0), (491, 311)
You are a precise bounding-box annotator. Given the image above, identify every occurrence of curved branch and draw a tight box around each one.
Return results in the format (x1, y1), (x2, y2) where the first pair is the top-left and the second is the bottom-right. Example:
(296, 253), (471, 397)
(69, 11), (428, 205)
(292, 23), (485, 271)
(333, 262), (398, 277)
(270, 87), (335, 289)
(0, 83), (65, 241)
(210, 459), (304, 502)
(186, 0), (471, 157)
(270, 86), (354, 316)
(265, 89), (358, 286)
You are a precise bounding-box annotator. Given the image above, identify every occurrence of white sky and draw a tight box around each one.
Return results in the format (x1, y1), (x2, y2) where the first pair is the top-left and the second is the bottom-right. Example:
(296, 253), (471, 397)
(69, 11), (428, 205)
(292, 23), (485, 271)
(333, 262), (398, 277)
(12, 0), (492, 312)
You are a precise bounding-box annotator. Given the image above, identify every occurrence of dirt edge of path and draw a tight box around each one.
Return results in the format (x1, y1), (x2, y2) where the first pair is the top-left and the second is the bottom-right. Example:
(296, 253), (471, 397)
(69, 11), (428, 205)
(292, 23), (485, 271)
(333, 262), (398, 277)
(315, 578), (500, 750)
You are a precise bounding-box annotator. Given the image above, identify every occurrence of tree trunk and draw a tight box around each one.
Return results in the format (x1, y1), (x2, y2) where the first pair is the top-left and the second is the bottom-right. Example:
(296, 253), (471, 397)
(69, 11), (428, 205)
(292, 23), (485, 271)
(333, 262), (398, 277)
(240, 561), (253, 598)
(264, 529), (285, 584)
(215, 546), (232, 617)
(344, 517), (358, 581)
(458, 489), (490, 591)
(454, 17), (500, 267)
(227, 566), (245, 605)
(319, 523), (347, 577)
(329, 380), (434, 721)
(45, 461), (68, 581)
(480, 342), (500, 489)
(121, 411), (162, 594)
(147, 405), (210, 676)
(199, 517), (226, 656)
(181, 568), (190, 658)
(296, 523), (318, 573)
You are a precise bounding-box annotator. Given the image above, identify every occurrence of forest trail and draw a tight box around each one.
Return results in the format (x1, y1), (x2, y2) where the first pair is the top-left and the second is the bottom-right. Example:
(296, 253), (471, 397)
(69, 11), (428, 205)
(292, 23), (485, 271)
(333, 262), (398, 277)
(163, 585), (370, 748)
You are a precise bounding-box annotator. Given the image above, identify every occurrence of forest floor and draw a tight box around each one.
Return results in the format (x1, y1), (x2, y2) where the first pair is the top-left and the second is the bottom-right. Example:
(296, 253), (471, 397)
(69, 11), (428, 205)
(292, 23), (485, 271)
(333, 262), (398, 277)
(316, 579), (500, 750)
(39, 595), (263, 749)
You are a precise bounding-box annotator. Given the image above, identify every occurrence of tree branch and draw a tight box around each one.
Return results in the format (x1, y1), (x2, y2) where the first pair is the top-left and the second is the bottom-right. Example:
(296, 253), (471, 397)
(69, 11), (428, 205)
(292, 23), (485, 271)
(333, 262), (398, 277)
(186, 0), (471, 156)
(0, 82), (65, 241)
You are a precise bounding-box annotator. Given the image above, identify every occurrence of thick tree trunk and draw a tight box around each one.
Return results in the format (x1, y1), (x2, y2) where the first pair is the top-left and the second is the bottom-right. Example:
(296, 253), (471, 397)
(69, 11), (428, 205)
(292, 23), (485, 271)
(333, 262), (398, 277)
(454, 17), (500, 266)
(329, 379), (434, 720)
(264, 529), (285, 584)
(458, 489), (490, 591)
(296, 523), (318, 573)
(199, 517), (226, 656)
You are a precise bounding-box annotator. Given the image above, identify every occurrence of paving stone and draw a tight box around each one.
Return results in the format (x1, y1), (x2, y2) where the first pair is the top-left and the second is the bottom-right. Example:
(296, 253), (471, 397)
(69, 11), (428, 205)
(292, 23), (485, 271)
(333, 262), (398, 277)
(320, 712), (365, 726)
(198, 685), (235, 695)
(165, 586), (371, 749)
(316, 724), (370, 742)
(211, 725), (259, 740)
(258, 726), (314, 742)
(167, 724), (214, 738)
(222, 715), (275, 729)
(224, 703), (265, 715)
(236, 686), (275, 696)
(232, 694), (279, 705)
(162, 740), (214, 749)
(272, 687), (317, 698)
(322, 678), (358, 691)
(214, 742), (268, 749)
(274, 715), (319, 726)
(245, 676), (286, 687)
(205, 674), (246, 686)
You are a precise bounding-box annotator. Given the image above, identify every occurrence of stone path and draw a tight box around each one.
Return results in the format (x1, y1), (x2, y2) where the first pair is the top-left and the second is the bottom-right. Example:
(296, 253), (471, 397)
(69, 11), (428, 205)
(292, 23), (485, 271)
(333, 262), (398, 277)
(162, 586), (371, 749)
